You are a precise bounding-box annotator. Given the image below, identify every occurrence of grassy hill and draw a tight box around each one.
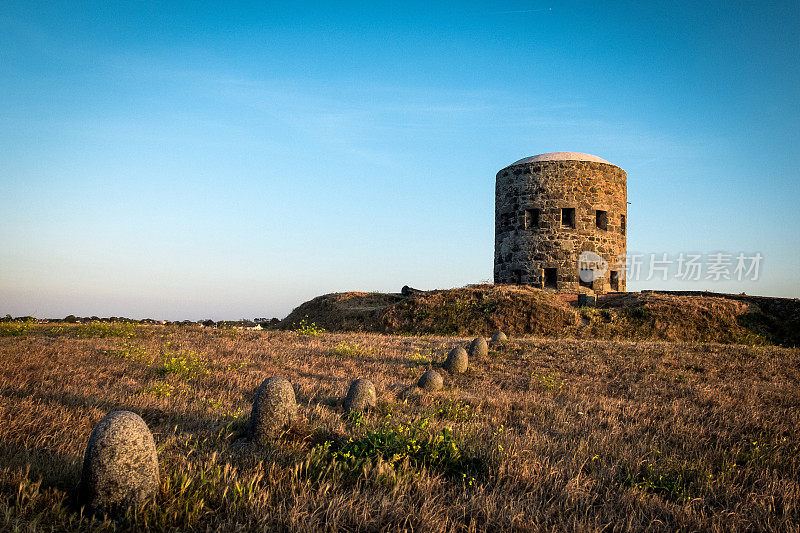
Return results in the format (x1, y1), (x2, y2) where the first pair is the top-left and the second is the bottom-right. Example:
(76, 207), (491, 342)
(282, 285), (800, 346)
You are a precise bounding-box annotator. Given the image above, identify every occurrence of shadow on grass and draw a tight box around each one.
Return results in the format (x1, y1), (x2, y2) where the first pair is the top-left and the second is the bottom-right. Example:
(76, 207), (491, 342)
(0, 442), (81, 493)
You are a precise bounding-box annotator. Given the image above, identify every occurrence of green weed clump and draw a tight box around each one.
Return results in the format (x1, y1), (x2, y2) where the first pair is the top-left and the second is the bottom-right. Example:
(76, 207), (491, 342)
(329, 342), (368, 357)
(202, 397), (225, 410)
(305, 417), (485, 485)
(106, 341), (151, 364)
(342, 409), (367, 427)
(407, 348), (433, 367)
(77, 321), (139, 339)
(579, 307), (613, 322)
(432, 399), (474, 422)
(622, 461), (705, 503)
(626, 306), (652, 321)
(141, 381), (175, 398)
(0, 321), (33, 337)
(293, 317), (325, 337)
(531, 372), (564, 392)
(733, 435), (799, 470)
(158, 349), (209, 380)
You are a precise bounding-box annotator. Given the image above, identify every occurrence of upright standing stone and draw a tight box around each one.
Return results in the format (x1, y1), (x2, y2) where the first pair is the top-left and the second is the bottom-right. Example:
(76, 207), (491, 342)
(248, 376), (297, 444)
(417, 370), (443, 391)
(343, 378), (377, 413)
(79, 411), (159, 513)
(468, 337), (488, 358)
(443, 346), (468, 373)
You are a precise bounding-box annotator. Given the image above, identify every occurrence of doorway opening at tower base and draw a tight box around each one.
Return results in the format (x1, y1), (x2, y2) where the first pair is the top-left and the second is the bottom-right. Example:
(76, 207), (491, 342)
(544, 268), (558, 289)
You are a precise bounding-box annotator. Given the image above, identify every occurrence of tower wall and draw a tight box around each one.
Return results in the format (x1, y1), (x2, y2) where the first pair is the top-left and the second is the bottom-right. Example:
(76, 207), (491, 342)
(494, 158), (627, 293)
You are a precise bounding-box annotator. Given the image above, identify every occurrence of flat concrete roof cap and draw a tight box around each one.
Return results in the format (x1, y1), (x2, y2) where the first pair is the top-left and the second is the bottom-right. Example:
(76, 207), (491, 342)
(508, 152), (617, 167)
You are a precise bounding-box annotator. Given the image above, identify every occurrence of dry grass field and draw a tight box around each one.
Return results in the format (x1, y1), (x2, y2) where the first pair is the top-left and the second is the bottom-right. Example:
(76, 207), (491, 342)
(1, 321), (799, 531)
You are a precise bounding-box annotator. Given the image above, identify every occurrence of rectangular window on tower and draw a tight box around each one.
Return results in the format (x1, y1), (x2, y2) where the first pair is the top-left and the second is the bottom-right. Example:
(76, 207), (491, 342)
(524, 208), (540, 230)
(561, 208), (575, 228)
(620, 214), (626, 235)
(595, 210), (608, 230)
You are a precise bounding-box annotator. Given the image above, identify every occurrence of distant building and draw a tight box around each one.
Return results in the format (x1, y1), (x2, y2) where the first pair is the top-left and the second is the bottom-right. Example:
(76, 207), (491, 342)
(494, 152), (627, 293)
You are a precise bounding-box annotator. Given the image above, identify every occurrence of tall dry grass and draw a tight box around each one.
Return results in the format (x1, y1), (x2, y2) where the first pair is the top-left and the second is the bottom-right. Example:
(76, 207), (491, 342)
(0, 323), (798, 531)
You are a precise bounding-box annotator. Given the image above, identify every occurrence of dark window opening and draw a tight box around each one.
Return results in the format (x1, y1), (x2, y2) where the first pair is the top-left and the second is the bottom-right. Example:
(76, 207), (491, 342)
(610, 271), (620, 291)
(595, 210), (608, 230)
(579, 270), (594, 289)
(544, 268), (558, 289)
(620, 215), (626, 235)
(524, 208), (540, 230)
(511, 269), (522, 284)
(561, 208), (575, 228)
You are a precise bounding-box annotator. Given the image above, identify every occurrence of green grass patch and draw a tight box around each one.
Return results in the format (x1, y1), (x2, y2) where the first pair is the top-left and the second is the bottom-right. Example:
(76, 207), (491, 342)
(431, 399), (474, 422)
(329, 342), (369, 357)
(407, 348), (434, 367)
(158, 349), (209, 380)
(0, 321), (33, 337)
(622, 461), (705, 503)
(733, 435), (799, 470)
(105, 341), (151, 364)
(579, 307), (613, 323)
(626, 306), (652, 321)
(140, 381), (175, 398)
(530, 372), (564, 392)
(304, 417), (486, 485)
(77, 321), (139, 339)
(342, 409), (367, 427)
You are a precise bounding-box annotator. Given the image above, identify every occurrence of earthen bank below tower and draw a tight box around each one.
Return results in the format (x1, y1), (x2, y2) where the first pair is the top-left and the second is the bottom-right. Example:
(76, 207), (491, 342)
(494, 152), (627, 293)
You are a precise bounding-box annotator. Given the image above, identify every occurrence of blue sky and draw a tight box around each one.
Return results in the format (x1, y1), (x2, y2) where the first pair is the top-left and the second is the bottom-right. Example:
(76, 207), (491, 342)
(1, 1), (798, 320)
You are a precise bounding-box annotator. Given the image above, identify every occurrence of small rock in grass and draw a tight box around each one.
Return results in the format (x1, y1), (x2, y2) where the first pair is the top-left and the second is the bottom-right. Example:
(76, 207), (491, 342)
(468, 337), (488, 358)
(443, 346), (468, 373)
(418, 369), (443, 391)
(248, 376), (297, 444)
(79, 411), (159, 514)
(343, 378), (376, 413)
(491, 331), (508, 343)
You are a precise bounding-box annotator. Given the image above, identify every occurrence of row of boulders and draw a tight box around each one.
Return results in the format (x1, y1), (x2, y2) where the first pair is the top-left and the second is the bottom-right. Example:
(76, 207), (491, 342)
(418, 330), (507, 391)
(77, 376), (373, 513)
(78, 331), (508, 514)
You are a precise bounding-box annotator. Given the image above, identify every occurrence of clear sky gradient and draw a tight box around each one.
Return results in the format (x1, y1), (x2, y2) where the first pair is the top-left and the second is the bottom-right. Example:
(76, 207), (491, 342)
(2, 1), (799, 320)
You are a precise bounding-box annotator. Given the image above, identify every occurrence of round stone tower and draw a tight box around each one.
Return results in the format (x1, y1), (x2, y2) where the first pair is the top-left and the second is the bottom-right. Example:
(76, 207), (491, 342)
(494, 152), (627, 293)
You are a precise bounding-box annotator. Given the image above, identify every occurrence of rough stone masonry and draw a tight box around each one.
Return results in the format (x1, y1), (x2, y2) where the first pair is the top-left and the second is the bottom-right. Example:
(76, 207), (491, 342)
(494, 152), (627, 294)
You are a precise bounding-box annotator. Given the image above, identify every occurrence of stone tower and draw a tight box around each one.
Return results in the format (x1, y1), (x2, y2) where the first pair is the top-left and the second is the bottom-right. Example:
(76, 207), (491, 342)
(494, 152), (627, 293)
